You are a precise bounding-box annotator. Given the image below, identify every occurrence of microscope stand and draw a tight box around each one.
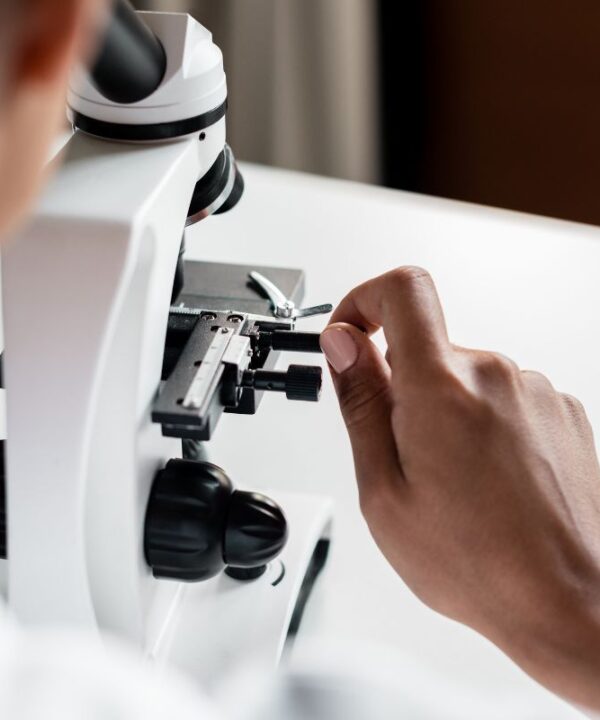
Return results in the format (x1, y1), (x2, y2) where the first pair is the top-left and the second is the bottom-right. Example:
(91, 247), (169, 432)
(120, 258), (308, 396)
(149, 491), (332, 689)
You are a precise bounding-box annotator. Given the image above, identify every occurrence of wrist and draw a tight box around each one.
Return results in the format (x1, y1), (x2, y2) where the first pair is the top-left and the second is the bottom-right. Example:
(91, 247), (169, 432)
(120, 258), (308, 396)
(498, 576), (600, 711)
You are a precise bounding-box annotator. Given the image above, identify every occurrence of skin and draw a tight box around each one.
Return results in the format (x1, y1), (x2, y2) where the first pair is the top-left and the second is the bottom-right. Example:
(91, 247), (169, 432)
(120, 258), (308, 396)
(321, 267), (600, 711)
(0, 0), (105, 239)
(2, 1), (600, 713)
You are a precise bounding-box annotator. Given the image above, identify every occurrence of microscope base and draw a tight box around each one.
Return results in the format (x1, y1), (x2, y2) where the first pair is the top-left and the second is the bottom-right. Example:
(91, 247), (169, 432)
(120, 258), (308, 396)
(149, 491), (332, 690)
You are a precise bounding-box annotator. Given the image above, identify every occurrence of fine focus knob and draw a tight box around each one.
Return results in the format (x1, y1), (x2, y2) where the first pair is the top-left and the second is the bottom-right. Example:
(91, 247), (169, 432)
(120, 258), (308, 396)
(224, 491), (288, 568)
(144, 459), (287, 582)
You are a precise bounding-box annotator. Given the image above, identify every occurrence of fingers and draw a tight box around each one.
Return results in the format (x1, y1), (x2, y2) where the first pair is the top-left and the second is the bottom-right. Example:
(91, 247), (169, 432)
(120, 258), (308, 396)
(324, 267), (448, 498)
(330, 267), (450, 381)
(320, 323), (403, 497)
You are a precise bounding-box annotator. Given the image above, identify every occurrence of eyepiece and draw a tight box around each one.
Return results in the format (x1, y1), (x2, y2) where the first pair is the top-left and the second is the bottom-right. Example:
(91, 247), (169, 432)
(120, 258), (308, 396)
(91, 0), (166, 104)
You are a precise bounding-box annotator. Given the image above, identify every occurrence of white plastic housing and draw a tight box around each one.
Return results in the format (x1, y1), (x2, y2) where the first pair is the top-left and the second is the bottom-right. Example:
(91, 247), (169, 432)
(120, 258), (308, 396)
(3, 130), (202, 641)
(68, 12), (227, 127)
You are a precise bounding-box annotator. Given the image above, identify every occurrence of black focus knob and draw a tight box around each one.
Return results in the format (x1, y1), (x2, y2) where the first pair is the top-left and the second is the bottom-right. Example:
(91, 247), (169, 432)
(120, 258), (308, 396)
(224, 491), (288, 567)
(144, 460), (232, 581)
(144, 459), (287, 582)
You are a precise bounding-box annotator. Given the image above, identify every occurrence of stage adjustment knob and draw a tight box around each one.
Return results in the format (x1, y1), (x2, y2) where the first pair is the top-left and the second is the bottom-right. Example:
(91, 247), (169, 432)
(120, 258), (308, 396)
(241, 364), (323, 402)
(285, 364), (322, 401)
(266, 330), (322, 353)
(144, 459), (287, 581)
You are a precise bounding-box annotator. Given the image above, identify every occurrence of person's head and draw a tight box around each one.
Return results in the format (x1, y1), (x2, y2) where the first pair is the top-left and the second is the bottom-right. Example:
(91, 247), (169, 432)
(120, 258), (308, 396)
(0, 0), (106, 238)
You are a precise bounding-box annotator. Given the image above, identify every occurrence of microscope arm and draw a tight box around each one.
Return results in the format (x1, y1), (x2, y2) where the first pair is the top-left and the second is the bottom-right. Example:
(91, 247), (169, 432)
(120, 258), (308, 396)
(2, 130), (202, 636)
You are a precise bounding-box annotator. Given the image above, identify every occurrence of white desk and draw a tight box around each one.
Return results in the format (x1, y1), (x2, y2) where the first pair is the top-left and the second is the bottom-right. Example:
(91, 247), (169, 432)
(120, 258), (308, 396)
(187, 164), (600, 718)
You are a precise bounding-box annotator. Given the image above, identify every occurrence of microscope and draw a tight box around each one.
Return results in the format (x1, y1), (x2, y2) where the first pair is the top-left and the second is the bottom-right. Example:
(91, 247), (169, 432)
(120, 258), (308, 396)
(0, 1), (332, 688)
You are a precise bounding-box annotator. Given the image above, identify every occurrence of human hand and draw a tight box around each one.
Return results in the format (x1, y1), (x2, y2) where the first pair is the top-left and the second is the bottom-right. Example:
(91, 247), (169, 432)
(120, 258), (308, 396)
(320, 267), (600, 711)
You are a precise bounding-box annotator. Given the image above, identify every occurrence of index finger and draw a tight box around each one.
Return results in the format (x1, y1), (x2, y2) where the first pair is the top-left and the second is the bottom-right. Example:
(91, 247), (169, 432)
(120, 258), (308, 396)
(329, 266), (450, 374)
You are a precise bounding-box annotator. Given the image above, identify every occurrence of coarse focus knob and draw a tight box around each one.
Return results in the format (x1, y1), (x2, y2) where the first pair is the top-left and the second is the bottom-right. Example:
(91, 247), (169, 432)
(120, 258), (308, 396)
(144, 459), (287, 581)
(144, 460), (232, 581)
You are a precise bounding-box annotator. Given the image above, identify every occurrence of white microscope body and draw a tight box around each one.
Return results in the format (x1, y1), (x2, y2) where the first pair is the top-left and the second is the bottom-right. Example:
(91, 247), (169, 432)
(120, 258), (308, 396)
(1, 7), (331, 687)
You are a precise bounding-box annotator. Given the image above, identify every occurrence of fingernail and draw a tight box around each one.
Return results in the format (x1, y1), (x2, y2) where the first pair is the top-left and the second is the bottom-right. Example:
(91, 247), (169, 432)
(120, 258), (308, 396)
(320, 328), (358, 374)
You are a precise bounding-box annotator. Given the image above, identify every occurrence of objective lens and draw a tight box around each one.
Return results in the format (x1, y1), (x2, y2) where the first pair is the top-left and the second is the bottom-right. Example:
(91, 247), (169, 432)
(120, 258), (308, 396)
(187, 145), (244, 225)
(214, 166), (244, 215)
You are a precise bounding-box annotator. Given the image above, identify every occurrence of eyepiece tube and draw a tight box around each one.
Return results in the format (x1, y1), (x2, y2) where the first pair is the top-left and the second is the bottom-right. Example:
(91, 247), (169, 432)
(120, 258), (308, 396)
(91, 0), (166, 105)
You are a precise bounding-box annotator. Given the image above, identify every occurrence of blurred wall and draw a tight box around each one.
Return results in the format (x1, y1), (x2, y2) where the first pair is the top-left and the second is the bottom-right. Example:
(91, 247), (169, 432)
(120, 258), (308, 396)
(381, 1), (600, 226)
(134, 1), (600, 226)
(136, 0), (381, 184)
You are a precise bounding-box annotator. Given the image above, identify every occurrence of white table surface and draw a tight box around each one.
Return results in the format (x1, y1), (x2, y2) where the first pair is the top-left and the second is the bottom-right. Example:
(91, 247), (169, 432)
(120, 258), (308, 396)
(186, 163), (600, 718)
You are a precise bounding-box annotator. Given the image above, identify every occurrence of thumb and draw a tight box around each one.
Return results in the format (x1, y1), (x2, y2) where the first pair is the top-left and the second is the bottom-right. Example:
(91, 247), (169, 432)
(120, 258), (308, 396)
(320, 323), (403, 493)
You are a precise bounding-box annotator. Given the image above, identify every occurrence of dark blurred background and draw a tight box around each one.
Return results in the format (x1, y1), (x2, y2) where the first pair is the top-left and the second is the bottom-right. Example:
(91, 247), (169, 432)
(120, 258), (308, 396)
(134, 1), (600, 225)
